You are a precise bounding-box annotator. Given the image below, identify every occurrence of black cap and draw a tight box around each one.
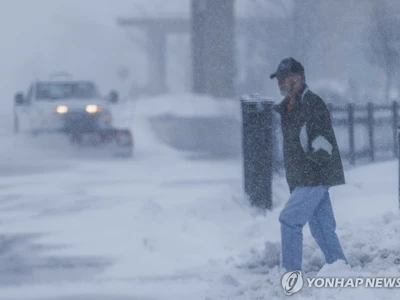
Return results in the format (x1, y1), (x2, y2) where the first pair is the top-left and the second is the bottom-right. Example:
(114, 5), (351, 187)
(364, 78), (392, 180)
(270, 57), (305, 79)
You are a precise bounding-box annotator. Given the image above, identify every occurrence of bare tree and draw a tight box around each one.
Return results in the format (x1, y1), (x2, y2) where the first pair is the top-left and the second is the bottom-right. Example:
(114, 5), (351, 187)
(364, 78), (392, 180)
(364, 0), (400, 101)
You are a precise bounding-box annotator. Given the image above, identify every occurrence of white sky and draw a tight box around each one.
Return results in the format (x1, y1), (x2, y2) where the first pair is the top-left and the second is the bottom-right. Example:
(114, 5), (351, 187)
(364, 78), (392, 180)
(0, 1), (144, 93)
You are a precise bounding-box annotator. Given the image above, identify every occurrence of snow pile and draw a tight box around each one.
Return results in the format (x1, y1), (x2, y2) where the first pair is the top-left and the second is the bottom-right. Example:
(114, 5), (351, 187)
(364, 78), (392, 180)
(206, 212), (400, 300)
(131, 93), (240, 118)
(205, 161), (400, 300)
(128, 93), (242, 157)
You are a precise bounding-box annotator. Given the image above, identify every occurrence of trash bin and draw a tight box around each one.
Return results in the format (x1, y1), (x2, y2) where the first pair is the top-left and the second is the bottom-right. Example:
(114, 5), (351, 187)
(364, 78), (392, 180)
(241, 96), (275, 210)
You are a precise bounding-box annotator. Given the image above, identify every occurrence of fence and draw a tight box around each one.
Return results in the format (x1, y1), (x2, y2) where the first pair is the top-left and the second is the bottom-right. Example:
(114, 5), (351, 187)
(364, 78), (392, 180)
(273, 101), (399, 170)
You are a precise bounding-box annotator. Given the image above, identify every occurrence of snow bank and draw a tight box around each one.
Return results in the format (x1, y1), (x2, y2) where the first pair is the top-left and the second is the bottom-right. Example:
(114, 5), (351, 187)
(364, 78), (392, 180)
(132, 93), (240, 118)
(131, 93), (242, 157)
(206, 161), (400, 300)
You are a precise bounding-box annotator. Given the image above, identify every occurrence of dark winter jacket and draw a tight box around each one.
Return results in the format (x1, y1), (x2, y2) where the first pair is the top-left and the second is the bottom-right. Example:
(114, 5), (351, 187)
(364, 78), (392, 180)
(274, 84), (345, 193)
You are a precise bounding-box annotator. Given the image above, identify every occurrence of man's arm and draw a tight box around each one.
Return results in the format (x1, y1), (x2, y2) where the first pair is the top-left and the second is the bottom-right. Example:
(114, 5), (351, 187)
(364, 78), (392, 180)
(305, 99), (335, 165)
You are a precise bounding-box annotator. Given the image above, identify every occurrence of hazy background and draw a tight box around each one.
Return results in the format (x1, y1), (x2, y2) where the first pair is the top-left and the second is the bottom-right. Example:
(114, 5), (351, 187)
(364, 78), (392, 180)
(2, 0), (400, 129)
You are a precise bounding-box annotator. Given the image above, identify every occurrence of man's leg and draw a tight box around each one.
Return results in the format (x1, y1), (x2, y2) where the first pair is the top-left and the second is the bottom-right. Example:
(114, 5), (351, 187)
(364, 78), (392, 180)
(308, 188), (347, 264)
(279, 186), (328, 271)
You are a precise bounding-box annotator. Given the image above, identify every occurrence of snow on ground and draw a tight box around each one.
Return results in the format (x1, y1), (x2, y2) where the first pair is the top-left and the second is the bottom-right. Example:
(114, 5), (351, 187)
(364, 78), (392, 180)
(0, 94), (398, 299)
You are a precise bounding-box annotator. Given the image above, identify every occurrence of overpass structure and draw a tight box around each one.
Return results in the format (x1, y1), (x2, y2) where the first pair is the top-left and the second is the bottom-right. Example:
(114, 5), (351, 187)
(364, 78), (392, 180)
(116, 16), (270, 97)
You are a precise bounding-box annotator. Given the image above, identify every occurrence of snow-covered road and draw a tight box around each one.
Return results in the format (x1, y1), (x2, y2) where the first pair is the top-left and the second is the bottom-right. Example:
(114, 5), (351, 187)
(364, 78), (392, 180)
(0, 112), (247, 299)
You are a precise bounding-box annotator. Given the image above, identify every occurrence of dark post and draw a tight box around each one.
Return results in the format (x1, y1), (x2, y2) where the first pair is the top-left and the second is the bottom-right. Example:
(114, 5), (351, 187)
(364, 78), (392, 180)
(393, 101), (398, 157)
(367, 102), (375, 162)
(241, 96), (274, 210)
(348, 103), (356, 165)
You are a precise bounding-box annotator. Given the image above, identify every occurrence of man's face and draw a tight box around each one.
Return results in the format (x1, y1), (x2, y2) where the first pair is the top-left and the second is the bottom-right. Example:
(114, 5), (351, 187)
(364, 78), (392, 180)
(277, 75), (301, 97)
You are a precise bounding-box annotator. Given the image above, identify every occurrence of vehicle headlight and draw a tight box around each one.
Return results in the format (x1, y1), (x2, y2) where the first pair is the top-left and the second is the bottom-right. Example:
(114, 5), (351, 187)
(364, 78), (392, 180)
(85, 105), (102, 114)
(53, 105), (68, 114)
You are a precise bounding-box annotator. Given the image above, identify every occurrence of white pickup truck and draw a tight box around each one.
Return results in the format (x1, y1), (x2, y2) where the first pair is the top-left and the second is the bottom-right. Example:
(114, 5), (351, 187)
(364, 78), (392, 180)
(13, 75), (133, 157)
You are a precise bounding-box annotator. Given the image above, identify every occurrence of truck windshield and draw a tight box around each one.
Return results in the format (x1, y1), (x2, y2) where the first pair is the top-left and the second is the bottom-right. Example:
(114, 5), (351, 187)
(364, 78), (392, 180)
(36, 81), (100, 100)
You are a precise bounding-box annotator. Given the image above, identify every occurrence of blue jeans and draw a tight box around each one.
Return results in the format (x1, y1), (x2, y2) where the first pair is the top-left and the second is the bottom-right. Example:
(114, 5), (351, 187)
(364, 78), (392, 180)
(279, 186), (347, 271)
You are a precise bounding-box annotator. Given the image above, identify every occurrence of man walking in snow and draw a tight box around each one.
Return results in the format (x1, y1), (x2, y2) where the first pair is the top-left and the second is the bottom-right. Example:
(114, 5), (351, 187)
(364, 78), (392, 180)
(270, 57), (347, 271)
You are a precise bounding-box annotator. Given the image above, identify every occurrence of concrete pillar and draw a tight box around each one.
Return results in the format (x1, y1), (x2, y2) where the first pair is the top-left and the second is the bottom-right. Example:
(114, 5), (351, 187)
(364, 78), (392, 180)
(191, 0), (236, 98)
(147, 26), (168, 94)
(191, 0), (207, 94)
